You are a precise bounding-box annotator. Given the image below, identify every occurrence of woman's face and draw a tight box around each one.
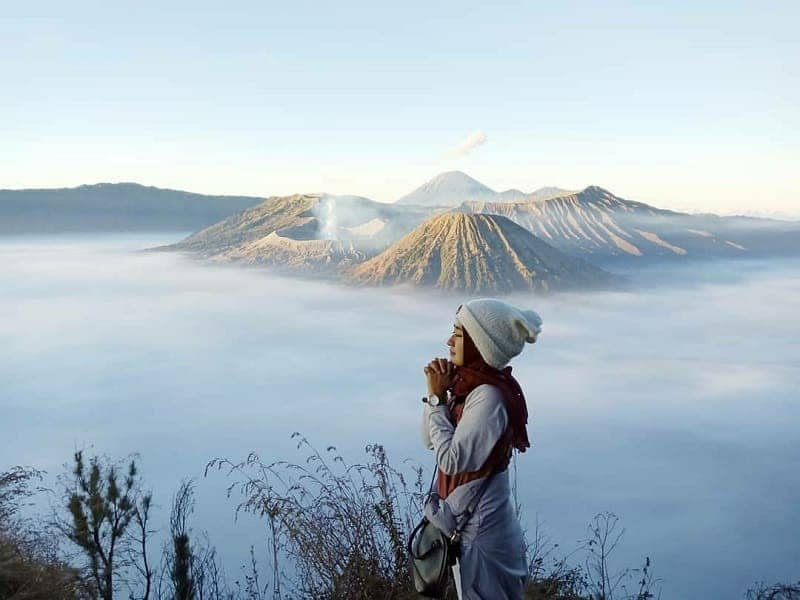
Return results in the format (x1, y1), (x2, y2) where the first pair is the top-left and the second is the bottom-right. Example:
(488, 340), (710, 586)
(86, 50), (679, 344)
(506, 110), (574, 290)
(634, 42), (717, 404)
(447, 323), (465, 366)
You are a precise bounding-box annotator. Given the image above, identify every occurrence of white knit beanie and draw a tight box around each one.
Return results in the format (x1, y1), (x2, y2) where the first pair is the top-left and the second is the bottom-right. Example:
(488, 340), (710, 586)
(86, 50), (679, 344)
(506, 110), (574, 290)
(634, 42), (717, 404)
(455, 298), (543, 369)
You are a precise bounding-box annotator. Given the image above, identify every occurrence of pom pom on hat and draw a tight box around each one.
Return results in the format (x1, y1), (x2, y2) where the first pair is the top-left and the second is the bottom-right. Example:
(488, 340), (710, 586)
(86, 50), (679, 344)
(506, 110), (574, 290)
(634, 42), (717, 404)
(455, 298), (543, 369)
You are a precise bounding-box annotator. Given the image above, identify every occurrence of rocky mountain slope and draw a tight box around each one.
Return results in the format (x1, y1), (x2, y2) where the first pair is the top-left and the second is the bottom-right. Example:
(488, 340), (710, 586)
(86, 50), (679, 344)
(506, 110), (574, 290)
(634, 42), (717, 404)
(159, 193), (440, 275)
(346, 213), (618, 293)
(216, 230), (368, 276)
(165, 194), (321, 254)
(452, 185), (798, 263)
(164, 193), (438, 253)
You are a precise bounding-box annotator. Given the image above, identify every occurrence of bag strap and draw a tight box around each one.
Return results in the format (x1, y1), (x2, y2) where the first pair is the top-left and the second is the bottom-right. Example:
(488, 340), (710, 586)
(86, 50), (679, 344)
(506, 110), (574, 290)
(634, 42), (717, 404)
(426, 459), (497, 544)
(449, 470), (495, 542)
(426, 463), (437, 494)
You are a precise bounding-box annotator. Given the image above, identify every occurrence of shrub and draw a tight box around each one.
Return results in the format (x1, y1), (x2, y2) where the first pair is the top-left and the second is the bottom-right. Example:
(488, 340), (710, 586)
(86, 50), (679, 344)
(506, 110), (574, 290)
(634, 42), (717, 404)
(0, 466), (87, 599)
(206, 434), (430, 599)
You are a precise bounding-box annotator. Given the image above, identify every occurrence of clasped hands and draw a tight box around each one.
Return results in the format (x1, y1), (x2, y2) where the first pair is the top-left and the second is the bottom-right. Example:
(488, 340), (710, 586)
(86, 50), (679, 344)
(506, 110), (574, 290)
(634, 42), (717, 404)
(423, 357), (456, 400)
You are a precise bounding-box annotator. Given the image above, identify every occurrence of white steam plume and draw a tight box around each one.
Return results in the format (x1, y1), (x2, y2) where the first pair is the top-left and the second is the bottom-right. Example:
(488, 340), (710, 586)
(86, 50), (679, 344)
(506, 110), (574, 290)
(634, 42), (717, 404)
(446, 130), (487, 158)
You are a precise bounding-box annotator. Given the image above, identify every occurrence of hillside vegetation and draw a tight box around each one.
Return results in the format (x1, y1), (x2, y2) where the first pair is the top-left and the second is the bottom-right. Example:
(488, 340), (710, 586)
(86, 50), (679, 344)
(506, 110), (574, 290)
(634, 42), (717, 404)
(2, 439), (798, 599)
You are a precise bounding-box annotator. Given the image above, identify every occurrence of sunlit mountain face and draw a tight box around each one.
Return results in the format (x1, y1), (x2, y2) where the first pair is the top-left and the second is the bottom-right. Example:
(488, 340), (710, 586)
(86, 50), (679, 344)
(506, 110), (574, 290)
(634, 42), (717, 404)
(347, 213), (619, 293)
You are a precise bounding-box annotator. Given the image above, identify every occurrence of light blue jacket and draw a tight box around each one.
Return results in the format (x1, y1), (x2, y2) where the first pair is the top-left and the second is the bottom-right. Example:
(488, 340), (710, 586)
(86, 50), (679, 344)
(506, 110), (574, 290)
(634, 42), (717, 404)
(421, 384), (528, 599)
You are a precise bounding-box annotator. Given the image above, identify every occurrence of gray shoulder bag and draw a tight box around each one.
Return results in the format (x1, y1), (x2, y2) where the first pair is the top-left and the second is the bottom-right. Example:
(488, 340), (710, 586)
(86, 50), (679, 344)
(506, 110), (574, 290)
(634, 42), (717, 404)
(406, 465), (496, 598)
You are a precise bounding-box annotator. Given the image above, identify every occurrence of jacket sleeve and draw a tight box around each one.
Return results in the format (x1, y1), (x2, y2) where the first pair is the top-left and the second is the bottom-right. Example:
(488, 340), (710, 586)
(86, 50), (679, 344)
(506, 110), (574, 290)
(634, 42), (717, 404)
(423, 384), (508, 475)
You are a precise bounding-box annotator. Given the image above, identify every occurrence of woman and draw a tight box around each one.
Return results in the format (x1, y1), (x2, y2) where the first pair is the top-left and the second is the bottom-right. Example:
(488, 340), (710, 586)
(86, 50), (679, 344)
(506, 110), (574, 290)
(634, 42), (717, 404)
(421, 298), (542, 600)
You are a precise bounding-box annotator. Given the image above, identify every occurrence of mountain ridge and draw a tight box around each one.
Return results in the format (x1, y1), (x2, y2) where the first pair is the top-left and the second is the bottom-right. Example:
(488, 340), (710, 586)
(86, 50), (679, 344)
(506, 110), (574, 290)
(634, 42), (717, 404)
(394, 171), (497, 206)
(450, 185), (790, 262)
(0, 182), (265, 234)
(4, 175), (797, 267)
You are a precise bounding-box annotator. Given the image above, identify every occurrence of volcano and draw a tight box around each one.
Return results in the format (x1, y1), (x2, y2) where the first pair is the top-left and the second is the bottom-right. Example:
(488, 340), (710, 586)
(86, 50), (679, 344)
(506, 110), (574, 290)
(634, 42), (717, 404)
(346, 213), (618, 293)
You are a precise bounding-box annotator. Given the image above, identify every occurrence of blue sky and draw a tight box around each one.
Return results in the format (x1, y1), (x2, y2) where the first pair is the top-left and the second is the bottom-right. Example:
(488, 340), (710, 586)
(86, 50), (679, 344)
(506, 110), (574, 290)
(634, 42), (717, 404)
(1, 1), (797, 214)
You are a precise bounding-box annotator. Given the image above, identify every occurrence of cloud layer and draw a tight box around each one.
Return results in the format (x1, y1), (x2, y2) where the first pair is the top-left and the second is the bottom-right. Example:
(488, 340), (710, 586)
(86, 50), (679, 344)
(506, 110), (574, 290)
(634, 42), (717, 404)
(1, 234), (799, 599)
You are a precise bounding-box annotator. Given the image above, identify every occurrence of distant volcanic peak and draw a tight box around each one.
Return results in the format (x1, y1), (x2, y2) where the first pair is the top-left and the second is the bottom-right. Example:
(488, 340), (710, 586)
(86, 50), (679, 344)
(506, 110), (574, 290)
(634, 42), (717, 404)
(575, 187), (668, 215)
(396, 172), (583, 208)
(347, 212), (615, 293)
(583, 185), (612, 195)
(395, 171), (497, 206)
(566, 186), (633, 210)
(557, 185), (611, 204)
(557, 185), (602, 203)
(427, 170), (494, 192)
(570, 186), (675, 216)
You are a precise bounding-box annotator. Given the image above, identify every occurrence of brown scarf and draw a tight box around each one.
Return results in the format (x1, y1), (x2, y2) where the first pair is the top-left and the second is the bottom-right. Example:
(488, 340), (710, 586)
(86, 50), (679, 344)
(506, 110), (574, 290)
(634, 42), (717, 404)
(435, 353), (531, 498)
(451, 358), (531, 454)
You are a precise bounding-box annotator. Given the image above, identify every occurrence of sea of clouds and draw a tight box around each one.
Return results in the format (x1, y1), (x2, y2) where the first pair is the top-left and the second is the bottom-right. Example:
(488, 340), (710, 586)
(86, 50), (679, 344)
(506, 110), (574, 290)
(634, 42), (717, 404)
(1, 233), (798, 599)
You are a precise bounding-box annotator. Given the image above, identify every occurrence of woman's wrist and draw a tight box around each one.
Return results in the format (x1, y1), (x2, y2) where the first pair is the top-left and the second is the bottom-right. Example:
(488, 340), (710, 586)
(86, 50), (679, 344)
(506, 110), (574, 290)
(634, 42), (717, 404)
(422, 390), (448, 405)
(432, 390), (449, 403)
